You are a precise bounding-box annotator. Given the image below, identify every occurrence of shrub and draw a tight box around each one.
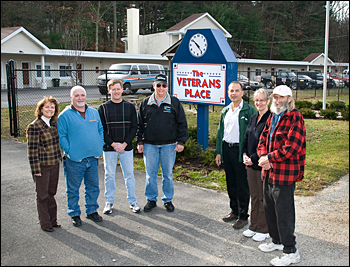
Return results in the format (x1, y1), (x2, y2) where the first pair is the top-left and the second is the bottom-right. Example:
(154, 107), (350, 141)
(295, 100), (313, 109)
(341, 105), (349, 121)
(300, 108), (316, 119)
(329, 101), (347, 111)
(199, 148), (217, 167)
(319, 109), (338, 120)
(341, 109), (349, 121)
(182, 138), (202, 159)
(188, 126), (197, 140)
(208, 133), (217, 147)
(312, 101), (323, 110)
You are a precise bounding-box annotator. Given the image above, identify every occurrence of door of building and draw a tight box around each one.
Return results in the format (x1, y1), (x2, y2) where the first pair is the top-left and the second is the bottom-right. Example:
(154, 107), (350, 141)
(22, 62), (30, 87)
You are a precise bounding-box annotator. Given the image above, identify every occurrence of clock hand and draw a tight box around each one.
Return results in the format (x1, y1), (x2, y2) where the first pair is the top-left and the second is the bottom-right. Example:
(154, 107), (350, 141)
(191, 39), (202, 52)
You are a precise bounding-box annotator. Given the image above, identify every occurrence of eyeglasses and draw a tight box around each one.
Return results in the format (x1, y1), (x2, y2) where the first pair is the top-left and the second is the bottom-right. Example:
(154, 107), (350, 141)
(156, 83), (167, 88)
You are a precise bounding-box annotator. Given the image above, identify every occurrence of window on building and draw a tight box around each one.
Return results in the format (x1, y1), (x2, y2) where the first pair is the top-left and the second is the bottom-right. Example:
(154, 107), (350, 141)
(255, 68), (262, 76)
(35, 63), (53, 78)
(291, 69), (299, 73)
(58, 64), (72, 77)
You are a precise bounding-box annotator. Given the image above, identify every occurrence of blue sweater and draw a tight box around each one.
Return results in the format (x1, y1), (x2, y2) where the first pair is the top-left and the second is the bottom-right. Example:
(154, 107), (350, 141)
(57, 105), (104, 161)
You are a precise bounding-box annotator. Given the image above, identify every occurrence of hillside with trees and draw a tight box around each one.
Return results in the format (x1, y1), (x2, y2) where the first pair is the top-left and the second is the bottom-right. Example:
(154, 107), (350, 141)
(1, 1), (349, 62)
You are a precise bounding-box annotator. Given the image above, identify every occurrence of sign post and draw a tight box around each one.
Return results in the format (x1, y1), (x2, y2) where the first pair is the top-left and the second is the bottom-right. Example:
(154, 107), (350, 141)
(171, 29), (238, 150)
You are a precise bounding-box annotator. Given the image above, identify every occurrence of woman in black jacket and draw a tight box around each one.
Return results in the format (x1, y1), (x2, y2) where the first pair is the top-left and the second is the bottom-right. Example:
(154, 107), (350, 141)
(242, 88), (271, 242)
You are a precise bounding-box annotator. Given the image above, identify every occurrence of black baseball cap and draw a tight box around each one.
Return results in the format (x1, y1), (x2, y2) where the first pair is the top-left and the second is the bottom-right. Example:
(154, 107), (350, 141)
(154, 74), (167, 85)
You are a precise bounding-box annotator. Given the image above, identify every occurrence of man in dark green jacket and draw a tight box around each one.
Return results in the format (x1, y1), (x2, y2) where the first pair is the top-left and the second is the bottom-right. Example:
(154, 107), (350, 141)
(215, 81), (256, 229)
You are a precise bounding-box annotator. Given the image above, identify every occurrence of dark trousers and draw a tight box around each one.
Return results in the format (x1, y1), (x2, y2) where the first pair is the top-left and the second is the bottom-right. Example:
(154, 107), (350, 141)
(247, 167), (268, 233)
(223, 142), (250, 220)
(34, 163), (59, 229)
(263, 179), (297, 253)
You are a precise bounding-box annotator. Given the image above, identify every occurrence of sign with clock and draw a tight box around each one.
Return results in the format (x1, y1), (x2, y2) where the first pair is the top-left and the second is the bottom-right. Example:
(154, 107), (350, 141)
(171, 28), (238, 150)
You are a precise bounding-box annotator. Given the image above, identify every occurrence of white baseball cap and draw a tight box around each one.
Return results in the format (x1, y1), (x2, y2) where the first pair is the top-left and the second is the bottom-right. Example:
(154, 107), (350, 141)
(271, 85), (292, 96)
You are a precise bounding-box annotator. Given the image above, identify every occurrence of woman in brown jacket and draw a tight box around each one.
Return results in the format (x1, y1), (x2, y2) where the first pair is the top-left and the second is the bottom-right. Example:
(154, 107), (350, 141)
(27, 96), (62, 232)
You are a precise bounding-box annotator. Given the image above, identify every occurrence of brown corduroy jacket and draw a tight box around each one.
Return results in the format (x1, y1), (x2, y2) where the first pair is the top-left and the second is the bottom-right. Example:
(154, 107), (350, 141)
(26, 117), (62, 177)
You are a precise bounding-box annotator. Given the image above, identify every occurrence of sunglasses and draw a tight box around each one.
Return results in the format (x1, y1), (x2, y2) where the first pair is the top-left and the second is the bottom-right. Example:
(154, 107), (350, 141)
(156, 83), (167, 88)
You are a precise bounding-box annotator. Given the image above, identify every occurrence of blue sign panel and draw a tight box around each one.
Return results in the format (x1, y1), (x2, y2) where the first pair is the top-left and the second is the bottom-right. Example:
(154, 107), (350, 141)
(171, 29), (238, 150)
(172, 29), (238, 107)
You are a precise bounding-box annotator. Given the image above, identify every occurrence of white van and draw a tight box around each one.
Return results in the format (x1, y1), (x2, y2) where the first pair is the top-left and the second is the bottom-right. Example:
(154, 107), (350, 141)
(97, 63), (165, 95)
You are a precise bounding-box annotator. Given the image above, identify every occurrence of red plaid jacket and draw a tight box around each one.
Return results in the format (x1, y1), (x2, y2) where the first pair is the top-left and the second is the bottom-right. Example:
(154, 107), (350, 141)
(27, 117), (62, 177)
(257, 109), (306, 185)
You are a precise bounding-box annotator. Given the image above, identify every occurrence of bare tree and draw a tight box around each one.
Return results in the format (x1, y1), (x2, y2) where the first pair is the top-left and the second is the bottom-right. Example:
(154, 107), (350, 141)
(61, 23), (88, 85)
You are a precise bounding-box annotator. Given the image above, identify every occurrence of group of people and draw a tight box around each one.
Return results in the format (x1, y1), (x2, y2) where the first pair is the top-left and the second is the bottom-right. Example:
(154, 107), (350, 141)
(215, 81), (306, 266)
(27, 74), (306, 266)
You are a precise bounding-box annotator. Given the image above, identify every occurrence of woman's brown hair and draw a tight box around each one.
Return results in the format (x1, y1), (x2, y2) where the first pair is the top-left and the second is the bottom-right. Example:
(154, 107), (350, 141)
(34, 96), (60, 122)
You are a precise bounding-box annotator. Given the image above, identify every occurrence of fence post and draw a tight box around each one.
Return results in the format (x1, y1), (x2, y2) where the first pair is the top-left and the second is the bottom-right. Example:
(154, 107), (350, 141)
(104, 70), (109, 101)
(6, 59), (19, 137)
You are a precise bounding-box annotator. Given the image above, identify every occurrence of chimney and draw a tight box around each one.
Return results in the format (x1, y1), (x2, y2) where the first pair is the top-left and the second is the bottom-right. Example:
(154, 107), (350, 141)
(127, 8), (139, 54)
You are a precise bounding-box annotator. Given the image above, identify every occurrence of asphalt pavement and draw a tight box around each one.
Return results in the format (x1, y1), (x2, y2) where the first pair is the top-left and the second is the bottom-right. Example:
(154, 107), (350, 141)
(1, 138), (349, 266)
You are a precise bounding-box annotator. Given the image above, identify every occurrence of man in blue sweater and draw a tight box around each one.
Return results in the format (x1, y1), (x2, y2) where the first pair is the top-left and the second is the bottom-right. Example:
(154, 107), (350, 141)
(57, 86), (104, 227)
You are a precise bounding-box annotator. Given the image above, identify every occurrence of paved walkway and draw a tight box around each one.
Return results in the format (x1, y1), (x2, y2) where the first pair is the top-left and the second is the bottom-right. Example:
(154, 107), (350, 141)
(1, 138), (348, 266)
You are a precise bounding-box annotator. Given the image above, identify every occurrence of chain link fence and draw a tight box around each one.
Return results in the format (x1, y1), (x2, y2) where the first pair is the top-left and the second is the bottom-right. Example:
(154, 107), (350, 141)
(3, 67), (349, 137)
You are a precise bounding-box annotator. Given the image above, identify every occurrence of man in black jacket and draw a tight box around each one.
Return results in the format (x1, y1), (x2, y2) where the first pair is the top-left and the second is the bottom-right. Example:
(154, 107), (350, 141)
(98, 79), (141, 215)
(136, 74), (188, 213)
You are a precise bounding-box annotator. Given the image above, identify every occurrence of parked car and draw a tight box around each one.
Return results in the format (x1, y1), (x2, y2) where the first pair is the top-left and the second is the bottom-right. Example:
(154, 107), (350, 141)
(327, 72), (345, 88)
(343, 74), (349, 87)
(297, 71), (323, 89)
(97, 63), (165, 95)
(298, 71), (336, 89)
(295, 74), (315, 90)
(238, 74), (263, 91)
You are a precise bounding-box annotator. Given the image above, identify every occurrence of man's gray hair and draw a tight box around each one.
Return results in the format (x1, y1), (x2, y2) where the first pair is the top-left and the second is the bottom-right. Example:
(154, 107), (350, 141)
(70, 85), (86, 97)
(287, 96), (295, 112)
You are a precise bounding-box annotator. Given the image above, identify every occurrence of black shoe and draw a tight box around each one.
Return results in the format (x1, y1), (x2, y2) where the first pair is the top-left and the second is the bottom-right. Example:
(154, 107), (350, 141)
(144, 200), (157, 212)
(72, 216), (82, 227)
(86, 212), (103, 222)
(164, 201), (175, 212)
(222, 212), (239, 222)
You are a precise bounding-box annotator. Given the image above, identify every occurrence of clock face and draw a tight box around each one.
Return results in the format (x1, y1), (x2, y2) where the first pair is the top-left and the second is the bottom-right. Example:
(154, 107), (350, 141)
(189, 33), (207, 57)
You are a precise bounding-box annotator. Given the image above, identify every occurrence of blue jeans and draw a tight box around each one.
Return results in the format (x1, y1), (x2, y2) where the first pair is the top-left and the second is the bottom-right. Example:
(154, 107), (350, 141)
(63, 156), (100, 217)
(143, 143), (177, 203)
(103, 150), (137, 205)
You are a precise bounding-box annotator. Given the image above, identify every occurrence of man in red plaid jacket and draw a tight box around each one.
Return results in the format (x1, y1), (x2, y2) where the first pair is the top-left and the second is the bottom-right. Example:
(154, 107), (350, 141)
(256, 85), (306, 266)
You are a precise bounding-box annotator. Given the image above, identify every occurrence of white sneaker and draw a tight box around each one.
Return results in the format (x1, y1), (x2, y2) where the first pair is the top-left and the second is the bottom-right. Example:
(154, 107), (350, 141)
(130, 202), (141, 213)
(258, 242), (284, 252)
(252, 232), (270, 242)
(270, 250), (300, 266)
(103, 202), (113, 214)
(243, 229), (256, 237)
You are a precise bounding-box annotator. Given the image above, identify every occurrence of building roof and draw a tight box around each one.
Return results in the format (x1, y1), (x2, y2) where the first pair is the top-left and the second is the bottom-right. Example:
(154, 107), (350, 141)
(166, 12), (232, 38)
(166, 13), (207, 32)
(1, 26), (22, 40)
(302, 52), (323, 62)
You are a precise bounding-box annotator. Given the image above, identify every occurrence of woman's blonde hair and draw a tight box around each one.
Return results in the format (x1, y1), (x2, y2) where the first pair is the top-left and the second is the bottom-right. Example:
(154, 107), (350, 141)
(253, 88), (269, 101)
(34, 96), (60, 122)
